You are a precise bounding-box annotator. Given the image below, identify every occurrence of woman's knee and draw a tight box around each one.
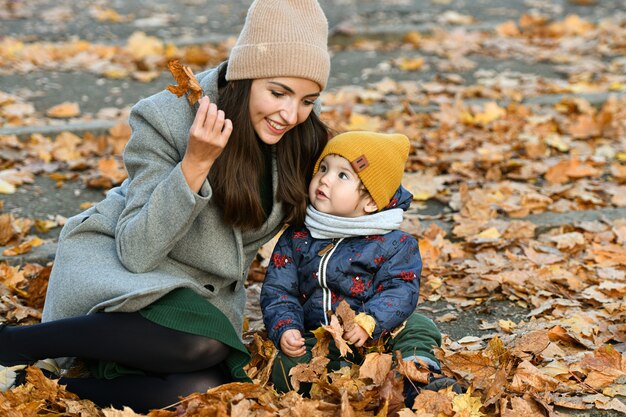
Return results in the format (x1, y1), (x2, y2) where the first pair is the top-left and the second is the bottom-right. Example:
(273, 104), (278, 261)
(177, 337), (231, 369)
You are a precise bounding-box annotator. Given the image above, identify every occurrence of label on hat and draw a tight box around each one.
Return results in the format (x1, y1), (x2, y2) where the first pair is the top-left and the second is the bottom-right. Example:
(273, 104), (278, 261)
(351, 155), (369, 172)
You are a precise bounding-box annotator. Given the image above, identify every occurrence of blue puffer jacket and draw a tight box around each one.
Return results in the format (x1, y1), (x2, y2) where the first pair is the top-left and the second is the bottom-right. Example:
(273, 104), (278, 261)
(261, 186), (422, 348)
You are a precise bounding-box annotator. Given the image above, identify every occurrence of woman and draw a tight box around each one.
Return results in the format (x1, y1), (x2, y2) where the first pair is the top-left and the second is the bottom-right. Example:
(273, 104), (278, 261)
(0, 0), (331, 412)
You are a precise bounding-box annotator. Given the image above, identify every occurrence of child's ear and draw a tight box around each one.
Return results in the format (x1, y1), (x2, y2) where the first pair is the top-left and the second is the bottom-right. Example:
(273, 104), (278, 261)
(364, 197), (378, 214)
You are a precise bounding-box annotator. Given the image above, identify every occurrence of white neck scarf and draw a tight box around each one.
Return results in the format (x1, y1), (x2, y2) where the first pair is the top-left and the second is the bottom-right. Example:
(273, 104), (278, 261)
(304, 205), (404, 239)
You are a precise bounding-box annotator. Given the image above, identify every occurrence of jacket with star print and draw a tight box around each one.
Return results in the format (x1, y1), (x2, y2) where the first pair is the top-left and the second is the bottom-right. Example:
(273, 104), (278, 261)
(260, 186), (421, 348)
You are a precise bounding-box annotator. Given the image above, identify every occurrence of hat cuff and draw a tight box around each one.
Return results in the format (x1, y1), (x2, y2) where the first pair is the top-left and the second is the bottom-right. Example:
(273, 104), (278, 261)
(226, 42), (330, 90)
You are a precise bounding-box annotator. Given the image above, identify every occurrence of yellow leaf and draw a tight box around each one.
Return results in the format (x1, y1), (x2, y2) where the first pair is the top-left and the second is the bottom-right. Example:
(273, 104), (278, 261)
(3, 237), (44, 256)
(545, 134), (570, 152)
(452, 392), (485, 417)
(126, 31), (164, 60)
(397, 57), (425, 71)
(354, 313), (376, 337)
(617, 152), (626, 162)
(345, 113), (382, 131)
(104, 67), (130, 79)
(475, 227), (501, 240)
(473, 102), (506, 125)
(498, 319), (517, 333)
(403, 31), (421, 47)
(0, 179), (16, 194)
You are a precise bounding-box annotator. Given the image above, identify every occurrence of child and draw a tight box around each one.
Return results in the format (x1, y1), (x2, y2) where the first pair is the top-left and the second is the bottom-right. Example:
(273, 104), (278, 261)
(260, 131), (463, 403)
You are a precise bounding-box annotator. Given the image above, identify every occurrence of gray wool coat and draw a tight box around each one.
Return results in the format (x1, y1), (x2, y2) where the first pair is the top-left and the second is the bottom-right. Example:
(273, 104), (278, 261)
(41, 62), (286, 339)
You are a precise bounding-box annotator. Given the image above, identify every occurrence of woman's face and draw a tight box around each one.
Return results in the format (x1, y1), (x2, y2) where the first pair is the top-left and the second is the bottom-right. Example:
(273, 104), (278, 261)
(249, 77), (321, 145)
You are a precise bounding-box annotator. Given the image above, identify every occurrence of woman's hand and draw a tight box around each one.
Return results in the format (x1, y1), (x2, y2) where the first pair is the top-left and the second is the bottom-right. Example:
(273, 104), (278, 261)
(344, 324), (369, 347)
(280, 329), (306, 357)
(182, 96), (233, 192)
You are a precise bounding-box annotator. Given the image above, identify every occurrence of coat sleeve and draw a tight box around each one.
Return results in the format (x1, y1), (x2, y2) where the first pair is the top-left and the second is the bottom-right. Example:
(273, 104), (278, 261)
(363, 234), (422, 339)
(115, 96), (213, 273)
(260, 228), (305, 347)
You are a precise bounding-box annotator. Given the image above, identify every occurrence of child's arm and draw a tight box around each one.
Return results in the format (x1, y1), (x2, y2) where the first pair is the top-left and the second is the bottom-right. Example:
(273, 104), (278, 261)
(260, 228), (306, 349)
(363, 233), (422, 338)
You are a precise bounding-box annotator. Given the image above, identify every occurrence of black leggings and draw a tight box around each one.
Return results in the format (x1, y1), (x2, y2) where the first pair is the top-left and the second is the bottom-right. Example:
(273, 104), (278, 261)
(0, 312), (232, 412)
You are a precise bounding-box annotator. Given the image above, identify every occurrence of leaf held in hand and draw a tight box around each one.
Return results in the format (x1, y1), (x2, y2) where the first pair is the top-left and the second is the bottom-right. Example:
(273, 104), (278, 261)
(166, 59), (203, 105)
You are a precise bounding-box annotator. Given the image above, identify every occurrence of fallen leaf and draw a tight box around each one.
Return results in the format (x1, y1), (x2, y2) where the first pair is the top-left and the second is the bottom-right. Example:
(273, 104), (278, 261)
(46, 102), (80, 118)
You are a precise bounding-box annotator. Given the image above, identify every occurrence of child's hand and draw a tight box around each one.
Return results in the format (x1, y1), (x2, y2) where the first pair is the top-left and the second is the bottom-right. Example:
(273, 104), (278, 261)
(280, 329), (306, 357)
(344, 324), (369, 347)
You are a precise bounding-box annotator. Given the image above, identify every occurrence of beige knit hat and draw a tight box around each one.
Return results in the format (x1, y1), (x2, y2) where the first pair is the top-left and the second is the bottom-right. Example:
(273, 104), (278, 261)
(225, 0), (330, 90)
(313, 131), (411, 210)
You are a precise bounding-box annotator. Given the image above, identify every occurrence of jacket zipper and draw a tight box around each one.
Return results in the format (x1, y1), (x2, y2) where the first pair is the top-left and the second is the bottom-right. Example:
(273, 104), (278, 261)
(317, 238), (344, 325)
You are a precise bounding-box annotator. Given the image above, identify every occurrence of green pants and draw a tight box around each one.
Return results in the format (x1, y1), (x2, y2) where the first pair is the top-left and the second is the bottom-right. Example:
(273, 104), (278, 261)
(271, 312), (442, 393)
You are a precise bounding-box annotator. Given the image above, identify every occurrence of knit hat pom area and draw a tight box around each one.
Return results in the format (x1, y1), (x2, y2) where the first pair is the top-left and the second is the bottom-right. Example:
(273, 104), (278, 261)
(313, 131), (411, 211)
(225, 0), (331, 90)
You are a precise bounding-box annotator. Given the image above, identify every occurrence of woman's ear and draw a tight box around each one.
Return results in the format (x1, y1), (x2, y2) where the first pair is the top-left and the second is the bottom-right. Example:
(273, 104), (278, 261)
(363, 197), (378, 214)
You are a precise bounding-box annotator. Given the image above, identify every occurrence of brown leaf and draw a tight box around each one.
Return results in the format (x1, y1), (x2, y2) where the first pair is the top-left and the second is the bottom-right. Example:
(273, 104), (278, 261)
(340, 390), (356, 417)
(509, 330), (551, 359)
(165, 59), (203, 105)
(580, 345), (626, 390)
(336, 300), (356, 332)
(243, 333), (276, 385)
(312, 326), (332, 358)
(411, 390), (455, 415)
(322, 315), (352, 357)
(378, 370), (406, 416)
(500, 396), (547, 417)
(395, 351), (430, 384)
(289, 356), (330, 392)
(359, 353), (393, 385)
(510, 360), (560, 394)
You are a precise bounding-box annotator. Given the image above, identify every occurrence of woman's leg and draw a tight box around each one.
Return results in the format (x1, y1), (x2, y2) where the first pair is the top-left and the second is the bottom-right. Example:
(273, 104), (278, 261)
(61, 367), (229, 413)
(0, 312), (230, 373)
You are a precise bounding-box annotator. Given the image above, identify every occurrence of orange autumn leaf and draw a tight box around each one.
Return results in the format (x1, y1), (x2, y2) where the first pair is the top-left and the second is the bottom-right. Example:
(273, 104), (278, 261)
(97, 157), (127, 184)
(166, 59), (203, 105)
(590, 244), (626, 266)
(545, 158), (600, 184)
(496, 21), (520, 37)
(46, 102), (80, 118)
(2, 236), (44, 256)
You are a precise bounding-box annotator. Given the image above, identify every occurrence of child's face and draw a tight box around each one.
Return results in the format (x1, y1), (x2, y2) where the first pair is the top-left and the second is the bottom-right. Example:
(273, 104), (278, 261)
(309, 154), (377, 217)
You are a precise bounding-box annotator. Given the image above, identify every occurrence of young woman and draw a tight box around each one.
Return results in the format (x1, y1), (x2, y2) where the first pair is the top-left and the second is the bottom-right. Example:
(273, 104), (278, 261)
(0, 0), (331, 412)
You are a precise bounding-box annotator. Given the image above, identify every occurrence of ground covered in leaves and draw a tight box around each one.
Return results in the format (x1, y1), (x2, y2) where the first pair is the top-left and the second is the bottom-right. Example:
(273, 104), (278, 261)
(0, 4), (625, 417)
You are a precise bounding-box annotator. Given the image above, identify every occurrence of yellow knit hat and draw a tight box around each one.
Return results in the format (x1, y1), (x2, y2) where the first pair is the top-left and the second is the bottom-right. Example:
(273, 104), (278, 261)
(313, 131), (410, 210)
(225, 0), (330, 90)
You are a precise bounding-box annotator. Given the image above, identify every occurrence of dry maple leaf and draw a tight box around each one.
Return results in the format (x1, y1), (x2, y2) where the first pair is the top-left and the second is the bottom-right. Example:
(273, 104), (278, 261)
(166, 59), (203, 105)
(289, 355), (330, 392)
(411, 390), (455, 415)
(395, 351), (430, 384)
(335, 300), (356, 332)
(311, 326), (332, 358)
(358, 352), (393, 385)
(322, 315), (352, 357)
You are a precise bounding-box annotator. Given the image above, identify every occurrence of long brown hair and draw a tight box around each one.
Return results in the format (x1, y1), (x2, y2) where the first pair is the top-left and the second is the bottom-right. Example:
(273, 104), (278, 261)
(209, 66), (330, 230)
